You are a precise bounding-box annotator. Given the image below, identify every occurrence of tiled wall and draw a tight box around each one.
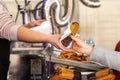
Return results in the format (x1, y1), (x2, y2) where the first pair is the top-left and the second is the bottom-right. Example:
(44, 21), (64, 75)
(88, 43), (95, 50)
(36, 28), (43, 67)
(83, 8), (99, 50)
(79, 0), (120, 50)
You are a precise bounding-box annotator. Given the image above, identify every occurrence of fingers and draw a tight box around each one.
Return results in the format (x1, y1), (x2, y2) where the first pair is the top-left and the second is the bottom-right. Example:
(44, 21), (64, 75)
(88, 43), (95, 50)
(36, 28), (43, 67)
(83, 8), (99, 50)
(32, 20), (46, 26)
(34, 21), (43, 26)
(58, 41), (72, 51)
(50, 34), (72, 52)
(70, 35), (81, 42)
(37, 19), (46, 23)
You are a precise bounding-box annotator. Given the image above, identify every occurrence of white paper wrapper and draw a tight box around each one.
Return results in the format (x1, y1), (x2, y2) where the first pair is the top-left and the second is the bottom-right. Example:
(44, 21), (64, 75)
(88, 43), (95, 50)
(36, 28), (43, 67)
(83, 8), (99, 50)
(60, 27), (71, 41)
(60, 25), (72, 48)
(30, 21), (52, 34)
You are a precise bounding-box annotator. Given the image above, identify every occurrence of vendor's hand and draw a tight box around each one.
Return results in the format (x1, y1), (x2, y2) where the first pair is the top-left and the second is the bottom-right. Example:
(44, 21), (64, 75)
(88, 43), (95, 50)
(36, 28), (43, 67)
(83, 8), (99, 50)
(70, 35), (93, 55)
(24, 20), (45, 28)
(48, 34), (72, 51)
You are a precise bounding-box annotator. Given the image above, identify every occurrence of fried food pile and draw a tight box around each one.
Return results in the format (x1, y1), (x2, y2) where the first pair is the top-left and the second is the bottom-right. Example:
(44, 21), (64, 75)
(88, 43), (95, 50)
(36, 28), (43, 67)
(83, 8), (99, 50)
(58, 51), (94, 64)
(50, 66), (81, 80)
(58, 51), (87, 61)
(50, 51), (116, 80)
(95, 68), (115, 80)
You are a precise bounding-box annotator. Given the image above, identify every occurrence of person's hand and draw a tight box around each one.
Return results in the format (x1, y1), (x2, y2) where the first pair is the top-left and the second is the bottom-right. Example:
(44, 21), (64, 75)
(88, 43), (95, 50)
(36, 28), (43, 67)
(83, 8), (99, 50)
(70, 35), (93, 55)
(24, 20), (45, 28)
(48, 34), (72, 51)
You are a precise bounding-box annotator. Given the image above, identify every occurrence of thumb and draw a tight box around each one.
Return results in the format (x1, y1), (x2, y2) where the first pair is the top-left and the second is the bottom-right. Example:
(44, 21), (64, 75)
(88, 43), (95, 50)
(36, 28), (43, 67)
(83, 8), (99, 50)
(70, 35), (78, 42)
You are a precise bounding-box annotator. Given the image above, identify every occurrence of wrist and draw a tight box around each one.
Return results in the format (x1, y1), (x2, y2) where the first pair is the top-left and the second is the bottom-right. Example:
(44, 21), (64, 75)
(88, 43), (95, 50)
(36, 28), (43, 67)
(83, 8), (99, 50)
(46, 34), (53, 43)
(23, 24), (29, 28)
(85, 45), (94, 56)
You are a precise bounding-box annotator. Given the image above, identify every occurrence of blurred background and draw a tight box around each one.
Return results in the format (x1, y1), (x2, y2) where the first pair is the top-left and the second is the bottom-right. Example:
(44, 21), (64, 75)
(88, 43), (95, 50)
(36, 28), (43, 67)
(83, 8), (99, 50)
(4, 0), (120, 50)
(3, 0), (120, 80)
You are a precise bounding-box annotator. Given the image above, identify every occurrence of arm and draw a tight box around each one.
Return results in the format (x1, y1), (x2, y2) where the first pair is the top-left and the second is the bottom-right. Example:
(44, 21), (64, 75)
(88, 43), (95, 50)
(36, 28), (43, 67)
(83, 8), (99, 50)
(0, 1), (45, 40)
(17, 26), (69, 51)
(0, 1), (70, 51)
(71, 35), (120, 71)
(0, 1), (20, 40)
(88, 46), (120, 71)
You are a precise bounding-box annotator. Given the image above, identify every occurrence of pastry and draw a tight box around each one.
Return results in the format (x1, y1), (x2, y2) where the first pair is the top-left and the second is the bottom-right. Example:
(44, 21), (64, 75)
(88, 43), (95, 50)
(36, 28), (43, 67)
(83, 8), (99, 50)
(70, 22), (79, 36)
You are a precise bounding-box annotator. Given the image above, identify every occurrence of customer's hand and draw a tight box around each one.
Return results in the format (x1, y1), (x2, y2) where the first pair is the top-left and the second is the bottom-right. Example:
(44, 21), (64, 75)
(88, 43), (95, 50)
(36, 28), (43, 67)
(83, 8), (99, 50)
(70, 35), (93, 55)
(24, 20), (45, 28)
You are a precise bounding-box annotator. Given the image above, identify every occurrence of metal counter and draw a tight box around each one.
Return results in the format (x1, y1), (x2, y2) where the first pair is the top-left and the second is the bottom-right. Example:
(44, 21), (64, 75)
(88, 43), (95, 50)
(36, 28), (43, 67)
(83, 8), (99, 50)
(12, 47), (105, 71)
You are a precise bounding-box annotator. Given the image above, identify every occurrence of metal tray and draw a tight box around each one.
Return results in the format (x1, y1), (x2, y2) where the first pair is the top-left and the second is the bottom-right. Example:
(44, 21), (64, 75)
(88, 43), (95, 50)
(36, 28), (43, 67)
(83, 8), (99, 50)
(42, 53), (106, 71)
